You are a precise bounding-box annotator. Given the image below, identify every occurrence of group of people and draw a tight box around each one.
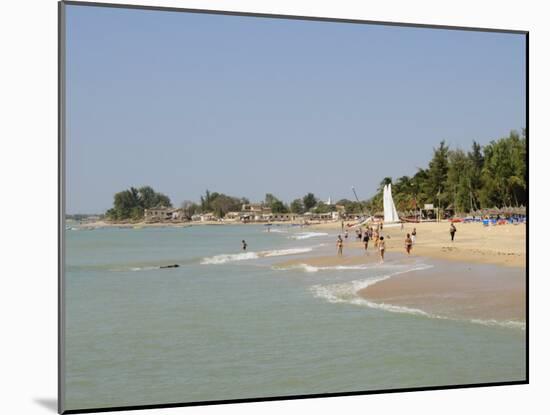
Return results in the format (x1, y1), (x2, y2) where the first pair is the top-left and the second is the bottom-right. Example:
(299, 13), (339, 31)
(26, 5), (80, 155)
(336, 224), (422, 263)
(336, 222), (458, 262)
(245, 223), (458, 262)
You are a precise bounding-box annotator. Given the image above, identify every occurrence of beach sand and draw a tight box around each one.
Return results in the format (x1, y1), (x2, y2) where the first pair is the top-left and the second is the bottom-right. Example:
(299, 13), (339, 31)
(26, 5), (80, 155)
(310, 221), (526, 268)
(359, 261), (525, 323)
(278, 221), (526, 325)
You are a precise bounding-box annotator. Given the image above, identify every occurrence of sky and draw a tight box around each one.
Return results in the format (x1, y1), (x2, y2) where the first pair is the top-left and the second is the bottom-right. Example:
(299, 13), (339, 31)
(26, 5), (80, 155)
(65, 4), (526, 214)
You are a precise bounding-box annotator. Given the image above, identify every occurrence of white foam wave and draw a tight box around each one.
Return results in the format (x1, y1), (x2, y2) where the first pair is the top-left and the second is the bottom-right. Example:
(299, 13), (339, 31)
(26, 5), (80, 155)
(201, 252), (260, 265)
(109, 265), (162, 272)
(310, 264), (524, 330)
(263, 247), (314, 257)
(282, 263), (372, 273)
(290, 232), (329, 240)
(311, 264), (432, 298)
(469, 319), (526, 330)
(201, 246), (315, 265)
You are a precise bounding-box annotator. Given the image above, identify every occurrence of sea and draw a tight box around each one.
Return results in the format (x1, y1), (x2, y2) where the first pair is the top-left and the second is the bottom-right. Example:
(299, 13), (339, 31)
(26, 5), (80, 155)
(63, 224), (526, 410)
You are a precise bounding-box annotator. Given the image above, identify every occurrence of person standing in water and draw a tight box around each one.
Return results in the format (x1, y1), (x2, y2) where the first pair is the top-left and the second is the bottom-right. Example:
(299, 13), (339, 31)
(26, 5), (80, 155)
(378, 236), (386, 263)
(336, 235), (344, 256)
(405, 233), (413, 255)
(450, 223), (457, 241)
(373, 228), (379, 248)
(242, 240), (247, 251)
(363, 230), (370, 252)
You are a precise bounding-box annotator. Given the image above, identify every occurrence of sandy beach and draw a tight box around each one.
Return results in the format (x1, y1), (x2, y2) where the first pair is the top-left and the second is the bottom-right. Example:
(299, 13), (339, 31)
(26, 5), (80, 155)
(310, 221), (526, 268)
(359, 260), (525, 323)
(278, 221), (526, 325)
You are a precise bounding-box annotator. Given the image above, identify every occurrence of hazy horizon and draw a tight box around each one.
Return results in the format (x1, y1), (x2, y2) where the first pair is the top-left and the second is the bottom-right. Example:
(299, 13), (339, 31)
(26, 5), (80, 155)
(65, 5), (526, 214)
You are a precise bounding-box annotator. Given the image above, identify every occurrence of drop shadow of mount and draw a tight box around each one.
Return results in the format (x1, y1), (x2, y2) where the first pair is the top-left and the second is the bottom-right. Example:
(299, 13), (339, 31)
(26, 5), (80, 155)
(34, 398), (57, 413)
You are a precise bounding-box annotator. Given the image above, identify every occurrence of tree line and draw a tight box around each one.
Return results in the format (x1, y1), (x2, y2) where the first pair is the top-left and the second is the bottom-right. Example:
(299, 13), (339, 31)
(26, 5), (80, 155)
(364, 129), (527, 214)
(105, 129), (526, 220)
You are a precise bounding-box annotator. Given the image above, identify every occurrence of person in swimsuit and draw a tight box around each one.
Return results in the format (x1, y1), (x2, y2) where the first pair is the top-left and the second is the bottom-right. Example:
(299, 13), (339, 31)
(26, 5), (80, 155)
(379, 236), (386, 263)
(411, 228), (417, 244)
(344, 230), (349, 239)
(405, 233), (413, 255)
(242, 240), (247, 251)
(363, 231), (370, 252)
(336, 235), (344, 256)
(450, 223), (457, 241)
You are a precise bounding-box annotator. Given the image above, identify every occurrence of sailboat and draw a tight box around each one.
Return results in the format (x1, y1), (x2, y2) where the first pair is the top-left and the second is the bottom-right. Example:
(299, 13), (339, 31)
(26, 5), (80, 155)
(383, 184), (400, 224)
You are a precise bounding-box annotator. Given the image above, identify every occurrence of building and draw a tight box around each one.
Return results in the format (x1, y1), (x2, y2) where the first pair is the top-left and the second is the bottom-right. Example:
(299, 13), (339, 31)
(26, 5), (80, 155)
(144, 207), (186, 223)
(241, 203), (272, 222)
(263, 213), (301, 222)
(223, 211), (241, 221)
(199, 212), (217, 222)
(144, 206), (174, 222)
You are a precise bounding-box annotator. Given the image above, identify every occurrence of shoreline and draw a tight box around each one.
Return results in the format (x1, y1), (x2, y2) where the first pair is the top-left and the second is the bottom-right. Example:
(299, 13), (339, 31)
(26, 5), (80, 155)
(73, 219), (527, 268)
(358, 259), (526, 325)
(277, 252), (526, 327)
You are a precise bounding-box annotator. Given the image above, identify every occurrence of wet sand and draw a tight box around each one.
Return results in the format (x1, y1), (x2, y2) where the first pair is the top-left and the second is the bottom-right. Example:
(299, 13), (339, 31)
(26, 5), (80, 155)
(359, 260), (525, 323)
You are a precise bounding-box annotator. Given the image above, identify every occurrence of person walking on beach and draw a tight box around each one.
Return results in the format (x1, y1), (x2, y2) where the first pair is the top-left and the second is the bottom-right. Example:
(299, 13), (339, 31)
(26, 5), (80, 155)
(344, 230), (349, 240)
(405, 233), (413, 255)
(341, 220), (344, 232)
(363, 230), (370, 252)
(411, 228), (417, 245)
(450, 223), (457, 242)
(336, 235), (344, 256)
(242, 240), (248, 251)
(379, 236), (386, 263)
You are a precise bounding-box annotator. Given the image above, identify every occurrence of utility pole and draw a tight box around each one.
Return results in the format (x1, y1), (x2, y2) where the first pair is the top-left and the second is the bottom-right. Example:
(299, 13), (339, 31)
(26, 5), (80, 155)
(437, 186), (441, 222)
(351, 186), (367, 218)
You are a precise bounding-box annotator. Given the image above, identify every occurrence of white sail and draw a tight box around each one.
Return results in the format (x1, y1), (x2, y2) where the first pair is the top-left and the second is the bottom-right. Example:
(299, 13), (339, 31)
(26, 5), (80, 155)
(384, 184), (400, 223)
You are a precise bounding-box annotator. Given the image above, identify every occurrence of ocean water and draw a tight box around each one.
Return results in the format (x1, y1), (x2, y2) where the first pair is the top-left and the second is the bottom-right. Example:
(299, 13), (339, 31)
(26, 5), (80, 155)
(63, 225), (526, 411)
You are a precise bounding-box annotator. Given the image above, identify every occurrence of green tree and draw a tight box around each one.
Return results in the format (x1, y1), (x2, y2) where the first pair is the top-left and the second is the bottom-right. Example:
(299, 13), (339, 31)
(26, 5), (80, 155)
(271, 200), (289, 213)
(290, 198), (304, 214)
(302, 193), (317, 211)
(427, 141), (450, 208)
(106, 186), (172, 221)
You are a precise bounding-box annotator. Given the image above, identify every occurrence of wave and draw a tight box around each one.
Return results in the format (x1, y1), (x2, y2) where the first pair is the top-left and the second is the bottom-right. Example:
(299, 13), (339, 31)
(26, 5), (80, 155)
(263, 247), (315, 257)
(278, 263), (374, 273)
(289, 232), (329, 240)
(129, 266), (160, 271)
(201, 246), (315, 265)
(469, 319), (526, 330)
(109, 265), (177, 272)
(310, 264), (524, 330)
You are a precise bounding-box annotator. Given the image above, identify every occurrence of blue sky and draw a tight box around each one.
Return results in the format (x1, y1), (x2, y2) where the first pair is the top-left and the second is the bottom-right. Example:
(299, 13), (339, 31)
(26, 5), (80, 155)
(65, 4), (526, 214)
